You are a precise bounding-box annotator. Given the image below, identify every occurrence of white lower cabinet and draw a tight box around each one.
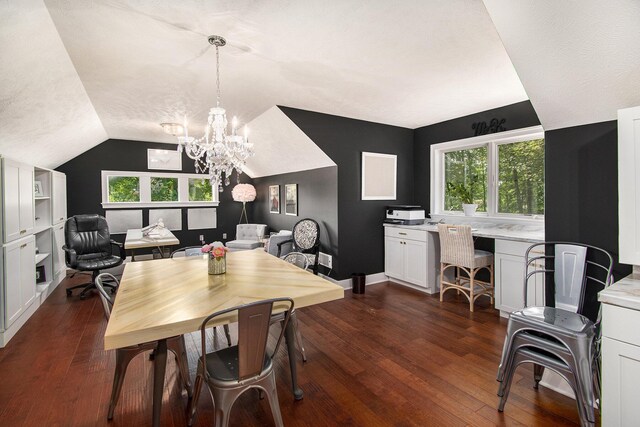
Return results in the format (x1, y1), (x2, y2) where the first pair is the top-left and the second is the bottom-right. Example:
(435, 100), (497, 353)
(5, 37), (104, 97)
(494, 239), (544, 316)
(384, 226), (439, 293)
(52, 222), (66, 278)
(3, 235), (36, 329)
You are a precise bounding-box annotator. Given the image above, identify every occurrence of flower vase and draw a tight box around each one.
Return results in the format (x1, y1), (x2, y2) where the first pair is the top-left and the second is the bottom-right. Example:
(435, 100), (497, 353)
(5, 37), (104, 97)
(208, 254), (226, 275)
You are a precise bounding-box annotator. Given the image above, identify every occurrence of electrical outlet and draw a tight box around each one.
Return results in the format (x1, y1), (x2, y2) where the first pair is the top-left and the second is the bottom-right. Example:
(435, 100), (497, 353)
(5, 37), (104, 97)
(318, 252), (332, 269)
(199, 234), (204, 243)
(222, 233), (227, 239)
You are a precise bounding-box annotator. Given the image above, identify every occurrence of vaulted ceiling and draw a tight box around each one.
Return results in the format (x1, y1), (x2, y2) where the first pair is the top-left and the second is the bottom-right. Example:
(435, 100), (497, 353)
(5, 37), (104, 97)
(1, 1), (639, 171)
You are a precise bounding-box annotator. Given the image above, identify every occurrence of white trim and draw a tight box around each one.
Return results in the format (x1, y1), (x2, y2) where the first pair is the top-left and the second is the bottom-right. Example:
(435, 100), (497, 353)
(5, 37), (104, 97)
(430, 125), (544, 219)
(323, 272), (388, 289)
(101, 170), (218, 209)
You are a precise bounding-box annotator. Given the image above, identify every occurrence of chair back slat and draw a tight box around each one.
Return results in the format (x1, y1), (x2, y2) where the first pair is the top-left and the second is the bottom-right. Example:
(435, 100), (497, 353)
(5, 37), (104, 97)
(437, 224), (475, 268)
(237, 302), (273, 380)
(282, 252), (310, 270)
(95, 273), (118, 319)
(554, 244), (588, 312)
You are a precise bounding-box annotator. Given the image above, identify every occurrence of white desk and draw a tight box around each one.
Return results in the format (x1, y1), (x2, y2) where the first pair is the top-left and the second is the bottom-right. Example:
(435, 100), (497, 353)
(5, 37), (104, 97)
(124, 229), (180, 260)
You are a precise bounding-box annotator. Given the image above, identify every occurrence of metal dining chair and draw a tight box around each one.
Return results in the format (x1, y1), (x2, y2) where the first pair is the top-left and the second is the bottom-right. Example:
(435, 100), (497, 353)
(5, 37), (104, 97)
(496, 242), (613, 427)
(170, 246), (233, 347)
(282, 251), (311, 270)
(187, 298), (293, 427)
(95, 273), (192, 421)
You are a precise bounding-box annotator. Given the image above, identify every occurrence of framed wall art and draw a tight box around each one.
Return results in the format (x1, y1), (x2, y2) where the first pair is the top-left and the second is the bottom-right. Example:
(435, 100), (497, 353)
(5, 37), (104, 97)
(361, 152), (397, 200)
(285, 184), (297, 216)
(269, 185), (280, 214)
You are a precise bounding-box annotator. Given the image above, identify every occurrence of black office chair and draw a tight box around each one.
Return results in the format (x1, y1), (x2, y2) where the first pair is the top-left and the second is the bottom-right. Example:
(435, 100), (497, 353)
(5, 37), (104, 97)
(63, 214), (125, 299)
(276, 218), (321, 274)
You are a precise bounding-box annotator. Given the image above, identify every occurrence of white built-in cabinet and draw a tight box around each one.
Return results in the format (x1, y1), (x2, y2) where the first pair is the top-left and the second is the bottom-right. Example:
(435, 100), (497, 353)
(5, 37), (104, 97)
(2, 158), (34, 242)
(494, 239), (544, 317)
(0, 157), (67, 347)
(384, 226), (439, 293)
(618, 105), (640, 265)
(601, 303), (640, 425)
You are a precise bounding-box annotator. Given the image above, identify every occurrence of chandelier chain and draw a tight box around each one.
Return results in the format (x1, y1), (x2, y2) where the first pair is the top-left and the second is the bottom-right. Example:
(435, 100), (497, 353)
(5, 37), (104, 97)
(215, 44), (221, 107)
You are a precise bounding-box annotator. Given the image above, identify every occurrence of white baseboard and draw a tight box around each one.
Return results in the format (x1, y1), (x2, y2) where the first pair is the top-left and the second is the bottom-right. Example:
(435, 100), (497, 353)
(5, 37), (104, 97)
(321, 272), (388, 290)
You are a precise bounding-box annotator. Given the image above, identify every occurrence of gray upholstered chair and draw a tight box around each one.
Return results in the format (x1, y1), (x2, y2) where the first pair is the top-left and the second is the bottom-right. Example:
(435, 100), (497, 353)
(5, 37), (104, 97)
(226, 224), (267, 251)
(265, 231), (293, 257)
(187, 298), (293, 427)
(94, 273), (191, 421)
(496, 242), (613, 426)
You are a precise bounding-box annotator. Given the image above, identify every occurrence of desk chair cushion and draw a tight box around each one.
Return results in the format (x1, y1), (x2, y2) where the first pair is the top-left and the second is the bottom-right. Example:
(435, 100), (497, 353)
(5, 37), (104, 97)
(204, 346), (271, 382)
(472, 249), (494, 268)
(76, 254), (123, 271)
(227, 240), (262, 250)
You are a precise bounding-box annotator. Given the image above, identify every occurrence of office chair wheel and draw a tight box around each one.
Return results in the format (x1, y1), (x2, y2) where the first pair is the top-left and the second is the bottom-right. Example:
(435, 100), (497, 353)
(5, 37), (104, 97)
(66, 289), (72, 297)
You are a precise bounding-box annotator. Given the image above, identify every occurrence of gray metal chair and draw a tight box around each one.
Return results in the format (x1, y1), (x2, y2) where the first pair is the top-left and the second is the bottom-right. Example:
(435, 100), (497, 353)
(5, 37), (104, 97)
(496, 242), (613, 426)
(95, 273), (192, 421)
(187, 298), (293, 427)
(169, 247), (233, 347)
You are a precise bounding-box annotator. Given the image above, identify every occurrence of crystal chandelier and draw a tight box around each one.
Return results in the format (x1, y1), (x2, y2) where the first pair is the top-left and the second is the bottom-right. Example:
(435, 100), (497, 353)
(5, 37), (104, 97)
(177, 35), (254, 191)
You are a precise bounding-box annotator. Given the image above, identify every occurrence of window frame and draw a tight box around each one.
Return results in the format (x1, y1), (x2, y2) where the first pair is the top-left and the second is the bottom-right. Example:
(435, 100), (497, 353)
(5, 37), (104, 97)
(101, 170), (219, 208)
(430, 125), (544, 220)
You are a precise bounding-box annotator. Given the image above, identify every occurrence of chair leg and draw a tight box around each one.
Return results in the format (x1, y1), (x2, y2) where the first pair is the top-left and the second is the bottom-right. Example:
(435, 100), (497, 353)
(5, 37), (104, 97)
(108, 348), (138, 420)
(533, 363), (544, 389)
(469, 269), (475, 312)
(261, 372), (284, 427)
(212, 385), (239, 427)
(291, 312), (307, 362)
(489, 264), (495, 305)
(439, 263), (445, 302)
(168, 336), (192, 397)
(187, 373), (204, 427)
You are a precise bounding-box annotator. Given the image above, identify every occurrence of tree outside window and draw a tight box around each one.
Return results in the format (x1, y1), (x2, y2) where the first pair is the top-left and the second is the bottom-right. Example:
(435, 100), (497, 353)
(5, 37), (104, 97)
(108, 176), (140, 202)
(151, 177), (178, 202)
(498, 138), (544, 215)
(189, 178), (213, 202)
(444, 146), (487, 211)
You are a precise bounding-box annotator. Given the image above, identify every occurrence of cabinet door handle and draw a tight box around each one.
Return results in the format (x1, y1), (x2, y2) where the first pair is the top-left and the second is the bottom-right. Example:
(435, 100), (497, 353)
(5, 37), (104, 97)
(399, 232), (407, 236)
(20, 243), (27, 249)
(20, 229), (26, 234)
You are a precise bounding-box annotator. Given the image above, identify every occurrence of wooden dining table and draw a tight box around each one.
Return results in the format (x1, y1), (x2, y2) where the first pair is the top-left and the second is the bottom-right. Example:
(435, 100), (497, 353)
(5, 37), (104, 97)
(104, 249), (344, 427)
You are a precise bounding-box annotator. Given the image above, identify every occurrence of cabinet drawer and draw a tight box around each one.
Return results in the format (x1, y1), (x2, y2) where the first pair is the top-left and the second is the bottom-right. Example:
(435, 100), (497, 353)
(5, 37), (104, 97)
(602, 304), (640, 345)
(384, 226), (426, 241)
(495, 239), (539, 257)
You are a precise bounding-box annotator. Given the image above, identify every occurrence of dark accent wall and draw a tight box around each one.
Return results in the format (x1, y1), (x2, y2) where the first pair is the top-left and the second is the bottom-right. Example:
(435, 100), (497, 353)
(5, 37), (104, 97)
(280, 107), (415, 280)
(413, 101), (541, 212)
(56, 139), (245, 254)
(251, 166), (338, 277)
(545, 121), (632, 320)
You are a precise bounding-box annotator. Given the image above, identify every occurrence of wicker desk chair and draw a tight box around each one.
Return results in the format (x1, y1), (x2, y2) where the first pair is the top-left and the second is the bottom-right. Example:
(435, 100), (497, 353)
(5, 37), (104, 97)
(94, 273), (191, 420)
(437, 224), (494, 312)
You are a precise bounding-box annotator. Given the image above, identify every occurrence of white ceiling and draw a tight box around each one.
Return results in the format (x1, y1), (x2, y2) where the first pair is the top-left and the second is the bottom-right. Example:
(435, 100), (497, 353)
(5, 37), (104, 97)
(2, 0), (528, 169)
(0, 0), (107, 169)
(483, 0), (640, 130)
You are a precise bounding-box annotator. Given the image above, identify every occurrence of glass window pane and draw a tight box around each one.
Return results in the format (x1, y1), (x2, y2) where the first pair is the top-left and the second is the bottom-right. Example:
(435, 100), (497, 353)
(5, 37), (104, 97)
(189, 178), (213, 202)
(444, 146), (487, 212)
(498, 138), (545, 215)
(150, 177), (178, 202)
(108, 176), (140, 202)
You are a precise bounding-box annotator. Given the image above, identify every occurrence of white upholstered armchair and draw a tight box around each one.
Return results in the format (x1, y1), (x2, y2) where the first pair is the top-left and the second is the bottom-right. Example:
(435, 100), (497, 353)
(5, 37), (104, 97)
(226, 224), (267, 251)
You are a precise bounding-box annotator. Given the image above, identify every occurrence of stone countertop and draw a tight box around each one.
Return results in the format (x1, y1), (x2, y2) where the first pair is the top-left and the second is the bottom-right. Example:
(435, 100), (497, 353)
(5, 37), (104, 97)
(599, 273), (640, 311)
(383, 221), (544, 243)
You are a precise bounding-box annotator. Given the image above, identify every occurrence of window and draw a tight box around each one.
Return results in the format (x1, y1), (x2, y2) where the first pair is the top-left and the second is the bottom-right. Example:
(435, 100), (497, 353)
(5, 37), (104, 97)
(101, 171), (218, 208)
(151, 177), (178, 202)
(108, 176), (140, 202)
(431, 126), (544, 218)
(189, 178), (213, 202)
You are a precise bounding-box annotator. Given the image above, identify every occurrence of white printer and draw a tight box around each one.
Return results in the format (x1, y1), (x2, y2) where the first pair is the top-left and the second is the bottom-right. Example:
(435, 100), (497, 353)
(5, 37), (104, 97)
(384, 205), (426, 225)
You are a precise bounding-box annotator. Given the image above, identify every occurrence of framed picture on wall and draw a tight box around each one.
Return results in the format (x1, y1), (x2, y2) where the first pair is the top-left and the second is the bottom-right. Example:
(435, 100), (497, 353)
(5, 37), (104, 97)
(147, 149), (182, 170)
(361, 152), (397, 200)
(269, 185), (280, 214)
(285, 184), (298, 216)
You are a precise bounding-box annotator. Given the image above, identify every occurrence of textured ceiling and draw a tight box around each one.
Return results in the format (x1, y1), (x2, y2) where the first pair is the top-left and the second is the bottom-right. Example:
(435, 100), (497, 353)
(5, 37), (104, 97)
(12, 0), (527, 169)
(0, 0), (107, 169)
(483, 0), (640, 130)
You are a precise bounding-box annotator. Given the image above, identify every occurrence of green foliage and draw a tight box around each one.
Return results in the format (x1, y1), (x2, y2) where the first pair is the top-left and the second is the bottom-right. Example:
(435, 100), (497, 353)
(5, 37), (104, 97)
(189, 178), (213, 201)
(108, 176), (140, 202)
(444, 146), (487, 211)
(151, 177), (178, 202)
(498, 138), (544, 215)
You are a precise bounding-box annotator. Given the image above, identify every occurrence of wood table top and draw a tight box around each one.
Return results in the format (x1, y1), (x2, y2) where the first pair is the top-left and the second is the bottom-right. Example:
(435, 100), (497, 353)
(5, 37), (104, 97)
(104, 249), (344, 349)
(124, 228), (180, 250)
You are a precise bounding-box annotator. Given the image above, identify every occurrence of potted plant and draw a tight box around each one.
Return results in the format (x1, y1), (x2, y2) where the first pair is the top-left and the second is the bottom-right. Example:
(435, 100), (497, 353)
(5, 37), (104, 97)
(202, 241), (229, 275)
(446, 182), (478, 216)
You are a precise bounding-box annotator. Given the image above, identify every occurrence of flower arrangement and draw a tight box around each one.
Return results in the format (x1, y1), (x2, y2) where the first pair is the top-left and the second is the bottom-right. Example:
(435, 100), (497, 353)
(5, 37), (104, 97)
(201, 241), (228, 259)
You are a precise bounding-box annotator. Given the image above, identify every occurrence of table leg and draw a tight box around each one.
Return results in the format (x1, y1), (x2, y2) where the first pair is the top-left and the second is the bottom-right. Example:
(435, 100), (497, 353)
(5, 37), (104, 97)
(284, 315), (304, 400)
(152, 339), (168, 427)
(130, 249), (136, 262)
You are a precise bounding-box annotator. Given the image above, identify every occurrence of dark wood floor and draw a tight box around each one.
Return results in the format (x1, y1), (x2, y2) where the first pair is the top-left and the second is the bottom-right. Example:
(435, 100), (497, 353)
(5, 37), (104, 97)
(0, 275), (586, 426)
